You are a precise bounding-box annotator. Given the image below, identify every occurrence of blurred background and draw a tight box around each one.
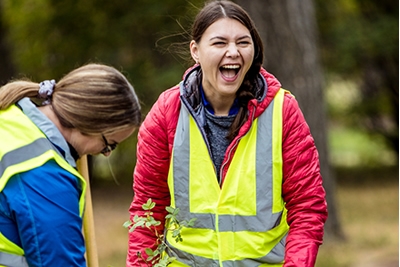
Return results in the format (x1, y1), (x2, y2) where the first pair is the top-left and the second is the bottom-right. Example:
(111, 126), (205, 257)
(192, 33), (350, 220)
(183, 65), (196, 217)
(0, 0), (398, 266)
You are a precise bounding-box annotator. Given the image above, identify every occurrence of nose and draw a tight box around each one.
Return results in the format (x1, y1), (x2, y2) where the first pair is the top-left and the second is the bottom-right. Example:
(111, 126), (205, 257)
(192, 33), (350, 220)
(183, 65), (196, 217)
(102, 151), (112, 157)
(226, 43), (240, 58)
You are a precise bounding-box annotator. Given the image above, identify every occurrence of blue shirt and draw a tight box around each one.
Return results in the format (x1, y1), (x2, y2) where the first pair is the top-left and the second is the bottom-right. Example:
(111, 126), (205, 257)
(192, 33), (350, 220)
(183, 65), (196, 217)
(0, 98), (86, 266)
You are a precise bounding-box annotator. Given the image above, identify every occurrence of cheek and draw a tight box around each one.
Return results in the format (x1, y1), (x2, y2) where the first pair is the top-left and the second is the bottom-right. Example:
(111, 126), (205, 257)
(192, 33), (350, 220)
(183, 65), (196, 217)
(199, 48), (222, 64)
(79, 143), (93, 155)
(201, 60), (220, 78)
(81, 137), (101, 154)
(243, 49), (255, 62)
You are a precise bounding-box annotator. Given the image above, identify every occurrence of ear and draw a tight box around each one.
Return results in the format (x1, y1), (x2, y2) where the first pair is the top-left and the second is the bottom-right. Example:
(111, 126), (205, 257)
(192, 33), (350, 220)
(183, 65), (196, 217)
(190, 40), (199, 64)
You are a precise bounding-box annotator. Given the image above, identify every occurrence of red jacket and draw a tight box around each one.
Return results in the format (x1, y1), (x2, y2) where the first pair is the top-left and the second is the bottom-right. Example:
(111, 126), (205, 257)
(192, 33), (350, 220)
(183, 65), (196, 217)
(127, 66), (328, 266)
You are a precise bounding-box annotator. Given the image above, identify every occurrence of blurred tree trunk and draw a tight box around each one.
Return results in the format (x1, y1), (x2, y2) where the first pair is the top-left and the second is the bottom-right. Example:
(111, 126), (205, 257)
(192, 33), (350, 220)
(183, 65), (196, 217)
(236, 0), (344, 239)
(0, 3), (16, 85)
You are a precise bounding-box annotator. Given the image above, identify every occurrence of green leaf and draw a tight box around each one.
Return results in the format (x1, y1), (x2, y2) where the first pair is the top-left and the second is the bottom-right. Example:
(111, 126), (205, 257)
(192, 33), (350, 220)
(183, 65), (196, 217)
(133, 215), (140, 222)
(133, 220), (145, 228)
(188, 218), (197, 226)
(145, 248), (154, 256)
(143, 198), (156, 210)
(166, 206), (175, 213)
(168, 257), (177, 263)
(172, 229), (180, 237)
(123, 220), (132, 228)
(173, 207), (180, 216)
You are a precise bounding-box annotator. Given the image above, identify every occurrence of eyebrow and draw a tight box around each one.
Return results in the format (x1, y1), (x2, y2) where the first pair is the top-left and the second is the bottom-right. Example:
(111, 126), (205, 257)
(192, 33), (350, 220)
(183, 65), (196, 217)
(209, 35), (252, 41)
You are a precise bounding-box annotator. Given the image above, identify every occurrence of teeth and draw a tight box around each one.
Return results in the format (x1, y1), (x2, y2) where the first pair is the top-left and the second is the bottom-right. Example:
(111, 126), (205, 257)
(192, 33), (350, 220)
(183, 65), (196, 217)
(221, 64), (240, 69)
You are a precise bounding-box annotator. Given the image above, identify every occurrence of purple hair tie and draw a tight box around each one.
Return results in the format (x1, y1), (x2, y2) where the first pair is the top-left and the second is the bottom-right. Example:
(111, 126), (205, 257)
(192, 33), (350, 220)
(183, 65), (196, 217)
(38, 79), (56, 105)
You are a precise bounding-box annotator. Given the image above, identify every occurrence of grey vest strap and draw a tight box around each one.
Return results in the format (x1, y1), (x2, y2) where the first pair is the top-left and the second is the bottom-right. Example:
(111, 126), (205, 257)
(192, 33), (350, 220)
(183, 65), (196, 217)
(0, 138), (54, 179)
(0, 252), (28, 267)
(167, 235), (287, 266)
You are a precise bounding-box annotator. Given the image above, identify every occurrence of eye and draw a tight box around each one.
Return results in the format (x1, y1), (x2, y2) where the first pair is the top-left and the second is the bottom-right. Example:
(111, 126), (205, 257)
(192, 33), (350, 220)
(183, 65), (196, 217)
(238, 41), (251, 46)
(213, 41), (226, 46)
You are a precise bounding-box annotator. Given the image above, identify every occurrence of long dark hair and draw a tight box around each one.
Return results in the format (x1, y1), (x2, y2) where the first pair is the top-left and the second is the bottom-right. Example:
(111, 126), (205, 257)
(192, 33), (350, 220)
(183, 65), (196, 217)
(191, 0), (264, 140)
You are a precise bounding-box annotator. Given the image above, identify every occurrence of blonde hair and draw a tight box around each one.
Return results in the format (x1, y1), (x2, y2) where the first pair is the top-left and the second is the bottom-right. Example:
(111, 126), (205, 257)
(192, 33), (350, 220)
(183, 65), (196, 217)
(0, 63), (141, 135)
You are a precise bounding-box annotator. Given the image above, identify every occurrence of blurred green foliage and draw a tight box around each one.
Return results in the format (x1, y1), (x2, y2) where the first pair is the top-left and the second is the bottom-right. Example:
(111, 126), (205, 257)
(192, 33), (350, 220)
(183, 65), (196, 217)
(2, 0), (204, 109)
(316, 0), (398, 75)
(316, 0), (399, 154)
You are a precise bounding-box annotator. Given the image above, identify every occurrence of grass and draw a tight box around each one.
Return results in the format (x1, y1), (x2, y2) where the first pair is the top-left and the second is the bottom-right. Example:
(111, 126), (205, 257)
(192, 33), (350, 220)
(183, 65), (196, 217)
(316, 167), (399, 267)
(92, 185), (133, 267)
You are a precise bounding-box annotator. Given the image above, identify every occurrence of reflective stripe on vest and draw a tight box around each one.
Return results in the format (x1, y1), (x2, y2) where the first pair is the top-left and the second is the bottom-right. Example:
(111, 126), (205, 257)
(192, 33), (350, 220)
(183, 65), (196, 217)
(0, 232), (26, 267)
(0, 104), (87, 262)
(0, 251), (28, 267)
(0, 138), (52, 187)
(166, 88), (289, 266)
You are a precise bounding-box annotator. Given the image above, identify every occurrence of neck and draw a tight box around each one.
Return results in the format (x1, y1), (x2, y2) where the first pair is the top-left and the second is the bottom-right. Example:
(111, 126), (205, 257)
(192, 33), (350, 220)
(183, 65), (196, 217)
(38, 105), (73, 142)
(208, 96), (235, 116)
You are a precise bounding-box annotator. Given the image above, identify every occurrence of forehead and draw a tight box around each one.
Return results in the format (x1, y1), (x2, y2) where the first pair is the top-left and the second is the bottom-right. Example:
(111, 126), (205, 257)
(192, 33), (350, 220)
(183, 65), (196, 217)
(203, 18), (251, 40)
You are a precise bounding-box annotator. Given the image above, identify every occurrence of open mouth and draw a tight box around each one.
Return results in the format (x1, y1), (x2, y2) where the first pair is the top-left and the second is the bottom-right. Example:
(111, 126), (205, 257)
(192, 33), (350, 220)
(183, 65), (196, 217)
(220, 64), (241, 79)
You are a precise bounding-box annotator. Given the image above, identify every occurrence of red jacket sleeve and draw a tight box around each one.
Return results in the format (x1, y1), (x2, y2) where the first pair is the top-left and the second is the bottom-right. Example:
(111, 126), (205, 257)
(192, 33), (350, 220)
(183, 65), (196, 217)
(281, 93), (328, 267)
(126, 89), (179, 266)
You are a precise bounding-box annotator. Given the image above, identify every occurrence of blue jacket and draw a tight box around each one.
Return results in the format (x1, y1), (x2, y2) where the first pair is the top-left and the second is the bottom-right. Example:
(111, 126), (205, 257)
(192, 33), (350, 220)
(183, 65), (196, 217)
(0, 98), (86, 266)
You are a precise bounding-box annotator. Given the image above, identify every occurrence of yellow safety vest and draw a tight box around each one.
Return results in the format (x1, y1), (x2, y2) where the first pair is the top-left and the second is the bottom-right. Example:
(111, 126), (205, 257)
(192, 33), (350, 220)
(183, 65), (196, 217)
(0, 104), (87, 267)
(166, 88), (289, 266)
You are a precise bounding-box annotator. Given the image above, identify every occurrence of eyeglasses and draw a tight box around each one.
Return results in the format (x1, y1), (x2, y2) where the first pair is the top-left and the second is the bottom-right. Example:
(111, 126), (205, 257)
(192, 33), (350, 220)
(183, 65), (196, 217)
(101, 134), (118, 154)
